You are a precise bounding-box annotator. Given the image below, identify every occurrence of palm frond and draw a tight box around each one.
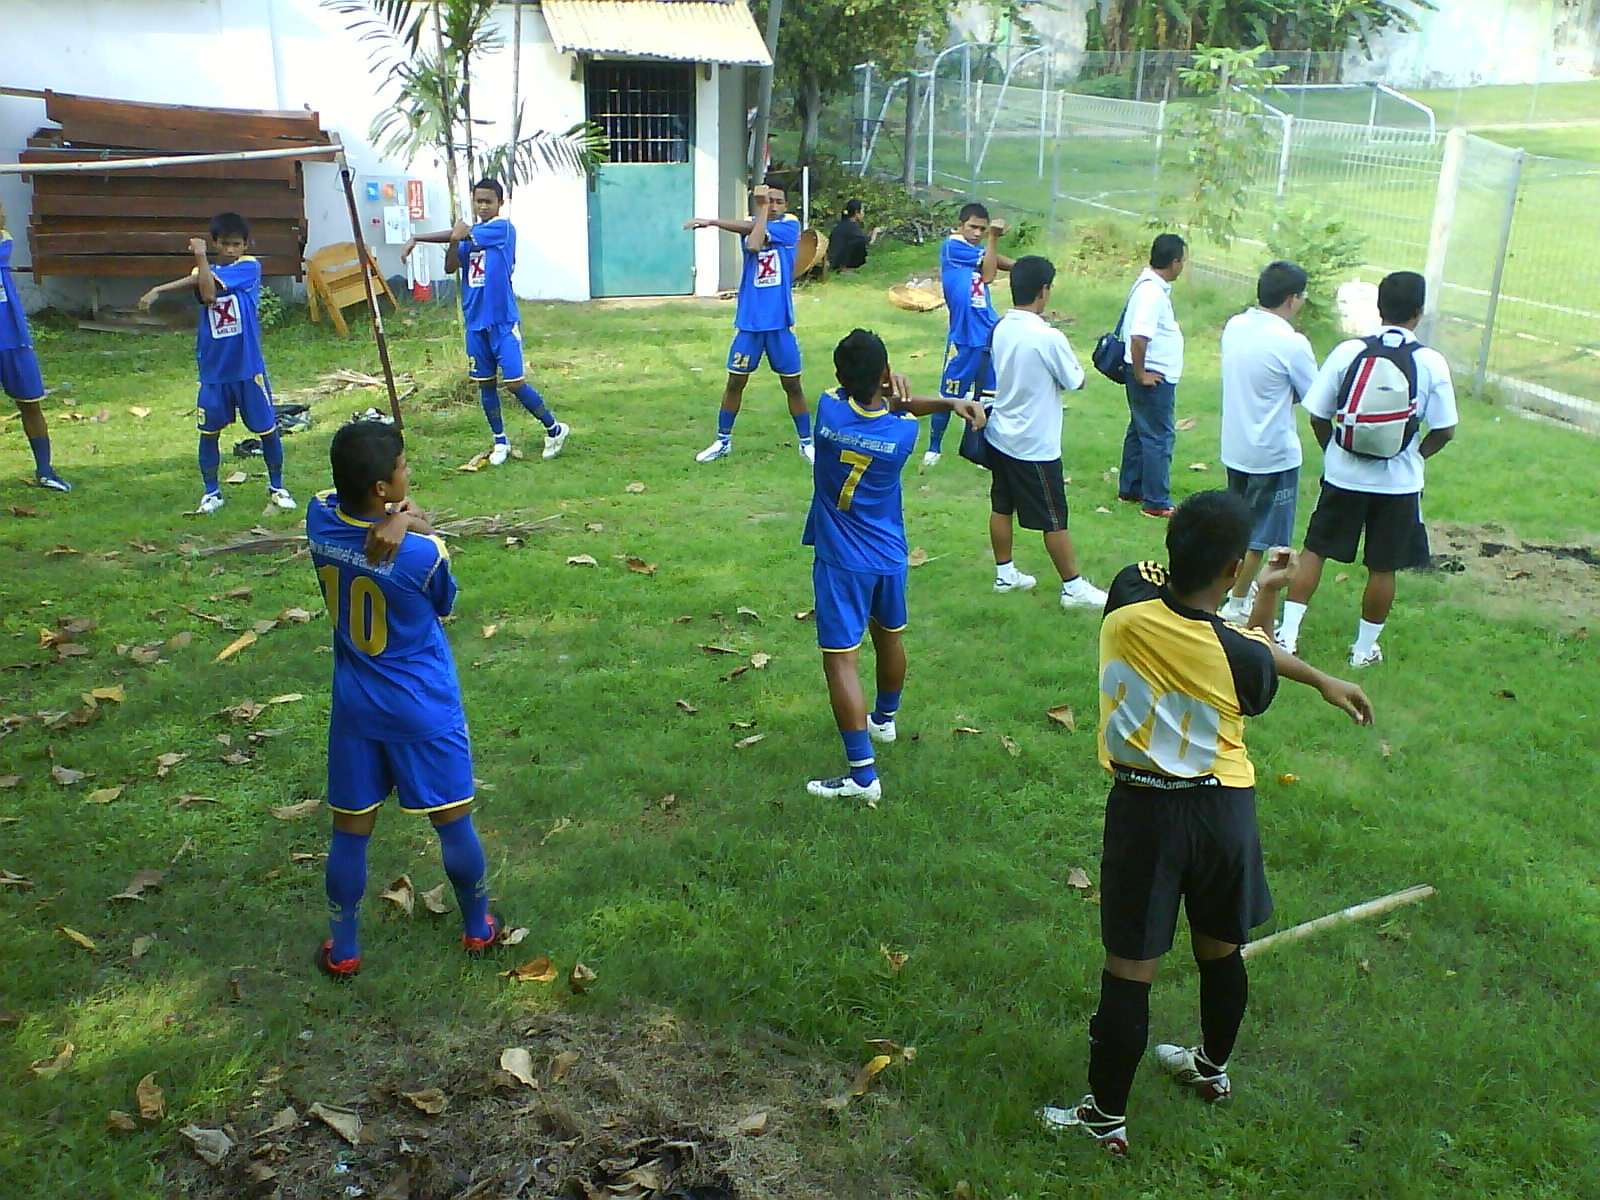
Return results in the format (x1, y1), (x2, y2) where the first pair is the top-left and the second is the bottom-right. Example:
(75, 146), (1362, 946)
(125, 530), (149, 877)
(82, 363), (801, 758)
(320, 0), (432, 84)
(478, 121), (610, 183)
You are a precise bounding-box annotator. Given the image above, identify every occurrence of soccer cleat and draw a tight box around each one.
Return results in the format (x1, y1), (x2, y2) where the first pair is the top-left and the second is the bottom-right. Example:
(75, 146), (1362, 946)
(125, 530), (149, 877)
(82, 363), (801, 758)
(921, 451), (942, 469)
(1153, 1043), (1232, 1102)
(542, 422), (570, 460)
(994, 570), (1037, 594)
(799, 438), (816, 466)
(197, 491), (226, 515)
(1348, 643), (1384, 669)
(462, 912), (504, 956)
(1039, 1095), (1129, 1156)
(1061, 578), (1109, 610)
(37, 472), (72, 493)
(315, 939), (360, 980)
(489, 441), (511, 467)
(1218, 595), (1252, 624)
(695, 437), (732, 464)
(1141, 505), (1175, 519)
(1275, 630), (1298, 656)
(867, 715), (897, 744)
(267, 487), (297, 511)
(806, 775), (882, 804)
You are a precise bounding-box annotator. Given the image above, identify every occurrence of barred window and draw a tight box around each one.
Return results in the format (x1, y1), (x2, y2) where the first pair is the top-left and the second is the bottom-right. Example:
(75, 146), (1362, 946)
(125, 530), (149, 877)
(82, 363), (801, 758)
(586, 63), (694, 164)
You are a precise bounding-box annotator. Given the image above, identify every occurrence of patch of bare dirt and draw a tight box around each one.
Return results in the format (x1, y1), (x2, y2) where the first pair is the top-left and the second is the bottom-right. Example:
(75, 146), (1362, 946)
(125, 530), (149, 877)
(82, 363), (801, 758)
(164, 1006), (915, 1200)
(1428, 522), (1600, 628)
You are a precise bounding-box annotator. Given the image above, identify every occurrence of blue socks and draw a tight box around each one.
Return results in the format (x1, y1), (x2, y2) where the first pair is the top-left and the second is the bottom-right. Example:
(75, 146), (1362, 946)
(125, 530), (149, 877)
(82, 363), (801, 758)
(928, 410), (951, 453)
(198, 434), (221, 494)
(28, 435), (52, 476)
(871, 690), (901, 726)
(436, 814), (492, 941)
(716, 408), (737, 439)
(325, 828), (370, 962)
(479, 384), (507, 439)
(841, 728), (877, 787)
(511, 382), (556, 431)
(792, 411), (812, 441)
(260, 431), (285, 491)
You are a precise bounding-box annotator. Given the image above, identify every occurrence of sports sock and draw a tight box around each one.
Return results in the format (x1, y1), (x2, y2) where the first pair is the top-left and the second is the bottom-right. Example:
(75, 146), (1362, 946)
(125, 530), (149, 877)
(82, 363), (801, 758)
(1354, 618), (1384, 656)
(1279, 599), (1308, 645)
(871, 689), (901, 725)
(325, 828), (370, 962)
(198, 434), (221, 494)
(28, 436), (53, 476)
(1087, 970), (1150, 1118)
(927, 409), (951, 453)
(996, 559), (1017, 580)
(510, 382), (556, 431)
(260, 431), (285, 491)
(841, 727), (877, 787)
(716, 408), (737, 439)
(479, 383), (506, 438)
(1197, 949), (1247, 1069)
(435, 814), (492, 941)
(792, 411), (812, 441)
(1060, 575), (1082, 589)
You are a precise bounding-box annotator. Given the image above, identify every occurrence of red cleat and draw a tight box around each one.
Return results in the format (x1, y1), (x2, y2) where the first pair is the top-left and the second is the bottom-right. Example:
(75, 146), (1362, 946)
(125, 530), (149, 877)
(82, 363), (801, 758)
(315, 939), (360, 980)
(462, 912), (505, 956)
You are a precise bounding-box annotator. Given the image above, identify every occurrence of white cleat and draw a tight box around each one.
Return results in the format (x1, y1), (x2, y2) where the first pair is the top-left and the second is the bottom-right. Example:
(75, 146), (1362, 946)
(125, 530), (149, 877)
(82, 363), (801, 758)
(197, 491), (226, 515)
(1276, 631), (1298, 656)
(1348, 643), (1384, 669)
(1218, 595), (1252, 624)
(921, 450), (942, 469)
(994, 570), (1037, 594)
(695, 437), (732, 464)
(1060, 577), (1108, 610)
(799, 439), (815, 465)
(267, 487), (297, 511)
(1038, 1095), (1129, 1156)
(1153, 1043), (1232, 1103)
(805, 775), (882, 804)
(866, 715), (897, 744)
(489, 441), (511, 466)
(542, 422), (570, 460)
(37, 473), (73, 493)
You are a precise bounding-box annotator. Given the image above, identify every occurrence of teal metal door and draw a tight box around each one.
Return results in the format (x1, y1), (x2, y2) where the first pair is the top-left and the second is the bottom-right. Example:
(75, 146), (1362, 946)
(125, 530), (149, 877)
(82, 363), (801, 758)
(587, 63), (696, 297)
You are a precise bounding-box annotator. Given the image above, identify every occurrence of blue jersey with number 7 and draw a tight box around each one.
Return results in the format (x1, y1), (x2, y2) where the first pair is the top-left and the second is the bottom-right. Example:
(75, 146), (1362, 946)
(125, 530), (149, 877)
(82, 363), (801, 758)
(307, 492), (465, 741)
(802, 389), (920, 573)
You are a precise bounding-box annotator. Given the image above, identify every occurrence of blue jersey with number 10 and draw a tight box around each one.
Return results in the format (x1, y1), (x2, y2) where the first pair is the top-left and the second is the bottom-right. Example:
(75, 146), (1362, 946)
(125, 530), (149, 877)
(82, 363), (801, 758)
(802, 388), (920, 573)
(307, 493), (465, 742)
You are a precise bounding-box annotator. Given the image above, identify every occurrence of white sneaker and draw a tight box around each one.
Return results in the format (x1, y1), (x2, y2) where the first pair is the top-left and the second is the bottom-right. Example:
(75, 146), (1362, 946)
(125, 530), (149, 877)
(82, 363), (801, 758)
(267, 487), (297, 511)
(489, 441), (511, 466)
(197, 491), (226, 515)
(1275, 630), (1298, 656)
(1060, 578), (1108, 610)
(542, 422), (569, 460)
(696, 437), (732, 464)
(799, 439), (815, 465)
(1348, 643), (1383, 669)
(866, 715), (897, 744)
(37, 472), (72, 493)
(1153, 1043), (1232, 1103)
(921, 451), (942, 469)
(1218, 595), (1251, 624)
(994, 569), (1036, 594)
(1038, 1095), (1129, 1156)
(805, 775), (882, 803)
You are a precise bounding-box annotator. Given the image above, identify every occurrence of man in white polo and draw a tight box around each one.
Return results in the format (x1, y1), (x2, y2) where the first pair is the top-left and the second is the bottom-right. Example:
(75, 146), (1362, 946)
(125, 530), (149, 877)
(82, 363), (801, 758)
(986, 255), (1107, 610)
(1117, 233), (1186, 519)
(1217, 261), (1319, 624)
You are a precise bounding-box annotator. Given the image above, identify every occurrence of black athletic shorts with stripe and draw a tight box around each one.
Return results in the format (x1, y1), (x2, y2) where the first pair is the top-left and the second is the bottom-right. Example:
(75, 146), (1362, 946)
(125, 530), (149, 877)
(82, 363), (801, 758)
(988, 445), (1068, 532)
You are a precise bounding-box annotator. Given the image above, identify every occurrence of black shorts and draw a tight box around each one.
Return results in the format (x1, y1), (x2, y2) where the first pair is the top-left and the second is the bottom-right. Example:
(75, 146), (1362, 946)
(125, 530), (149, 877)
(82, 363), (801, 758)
(1303, 481), (1423, 572)
(989, 446), (1068, 532)
(1099, 778), (1273, 960)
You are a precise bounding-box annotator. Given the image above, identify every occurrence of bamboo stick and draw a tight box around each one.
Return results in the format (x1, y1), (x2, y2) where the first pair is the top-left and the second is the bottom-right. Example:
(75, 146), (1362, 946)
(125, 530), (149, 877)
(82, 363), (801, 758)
(1242, 884), (1436, 960)
(0, 143), (339, 175)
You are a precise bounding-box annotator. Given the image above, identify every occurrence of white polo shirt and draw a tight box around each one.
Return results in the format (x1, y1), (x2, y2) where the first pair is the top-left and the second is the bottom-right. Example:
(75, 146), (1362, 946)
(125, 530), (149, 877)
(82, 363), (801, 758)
(1219, 307), (1319, 474)
(988, 307), (1085, 462)
(1122, 267), (1184, 382)
(1303, 327), (1458, 495)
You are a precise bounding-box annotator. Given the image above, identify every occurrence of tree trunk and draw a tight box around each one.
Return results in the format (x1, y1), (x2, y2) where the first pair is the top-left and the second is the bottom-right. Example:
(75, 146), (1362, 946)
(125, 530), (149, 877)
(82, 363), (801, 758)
(433, 4), (461, 221)
(797, 74), (822, 163)
(509, 0), (522, 197)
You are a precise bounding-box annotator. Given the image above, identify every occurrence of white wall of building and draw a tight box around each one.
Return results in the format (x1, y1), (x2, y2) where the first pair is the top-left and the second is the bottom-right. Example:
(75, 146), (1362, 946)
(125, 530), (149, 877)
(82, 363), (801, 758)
(1346, 0), (1599, 86)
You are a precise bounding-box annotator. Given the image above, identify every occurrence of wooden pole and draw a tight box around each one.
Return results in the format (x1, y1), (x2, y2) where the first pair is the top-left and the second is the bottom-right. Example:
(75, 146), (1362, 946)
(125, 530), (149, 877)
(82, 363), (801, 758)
(339, 164), (403, 429)
(0, 143), (338, 175)
(748, 0), (785, 186)
(1242, 884), (1435, 960)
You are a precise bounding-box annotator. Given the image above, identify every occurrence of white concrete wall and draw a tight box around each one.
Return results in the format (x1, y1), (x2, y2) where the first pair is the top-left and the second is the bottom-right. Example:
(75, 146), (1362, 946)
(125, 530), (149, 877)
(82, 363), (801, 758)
(1345, 0), (1600, 86)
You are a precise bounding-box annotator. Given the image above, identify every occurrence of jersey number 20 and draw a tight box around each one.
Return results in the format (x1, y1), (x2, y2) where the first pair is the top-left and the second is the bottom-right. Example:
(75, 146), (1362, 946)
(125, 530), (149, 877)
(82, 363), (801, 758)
(1100, 658), (1220, 777)
(317, 565), (389, 655)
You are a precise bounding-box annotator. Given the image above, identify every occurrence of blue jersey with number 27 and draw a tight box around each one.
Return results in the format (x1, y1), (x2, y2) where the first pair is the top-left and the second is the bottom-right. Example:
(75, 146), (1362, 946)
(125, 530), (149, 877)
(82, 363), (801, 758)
(802, 388), (920, 574)
(308, 493), (465, 741)
(940, 234), (997, 349)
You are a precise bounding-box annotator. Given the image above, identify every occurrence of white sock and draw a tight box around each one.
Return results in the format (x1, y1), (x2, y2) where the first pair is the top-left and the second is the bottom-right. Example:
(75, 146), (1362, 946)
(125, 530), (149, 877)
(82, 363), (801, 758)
(1279, 600), (1308, 643)
(1354, 618), (1384, 655)
(996, 560), (1017, 580)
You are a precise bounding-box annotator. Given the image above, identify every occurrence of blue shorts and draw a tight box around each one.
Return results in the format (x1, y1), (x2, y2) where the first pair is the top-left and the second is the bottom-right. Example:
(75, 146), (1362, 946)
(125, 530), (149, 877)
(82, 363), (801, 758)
(1226, 466), (1299, 551)
(197, 376), (276, 434)
(940, 341), (995, 400)
(813, 559), (908, 652)
(727, 328), (801, 377)
(327, 726), (475, 816)
(0, 347), (45, 402)
(466, 322), (527, 383)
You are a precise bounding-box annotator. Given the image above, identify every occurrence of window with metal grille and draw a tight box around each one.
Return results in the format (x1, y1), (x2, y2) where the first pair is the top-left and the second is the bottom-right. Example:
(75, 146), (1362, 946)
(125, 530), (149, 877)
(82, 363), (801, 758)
(585, 63), (694, 164)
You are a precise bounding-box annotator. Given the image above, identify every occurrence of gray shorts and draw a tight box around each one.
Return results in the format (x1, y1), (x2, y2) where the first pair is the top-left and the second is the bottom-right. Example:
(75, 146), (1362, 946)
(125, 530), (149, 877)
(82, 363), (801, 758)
(1226, 466), (1298, 551)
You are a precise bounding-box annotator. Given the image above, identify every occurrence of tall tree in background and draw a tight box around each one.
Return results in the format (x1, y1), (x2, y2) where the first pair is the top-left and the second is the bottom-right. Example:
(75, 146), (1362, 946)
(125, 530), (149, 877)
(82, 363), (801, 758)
(1085, 0), (1428, 56)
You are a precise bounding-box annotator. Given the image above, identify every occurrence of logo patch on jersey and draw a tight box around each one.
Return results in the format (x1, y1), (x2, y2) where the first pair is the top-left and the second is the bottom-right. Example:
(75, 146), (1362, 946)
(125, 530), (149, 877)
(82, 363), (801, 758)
(969, 271), (988, 309)
(468, 250), (487, 289)
(207, 296), (241, 339)
(754, 248), (781, 288)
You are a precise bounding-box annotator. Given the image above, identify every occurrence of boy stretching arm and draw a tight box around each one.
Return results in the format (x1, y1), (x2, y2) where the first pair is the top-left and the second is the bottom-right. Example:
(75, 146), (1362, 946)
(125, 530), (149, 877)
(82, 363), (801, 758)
(0, 207), (71, 491)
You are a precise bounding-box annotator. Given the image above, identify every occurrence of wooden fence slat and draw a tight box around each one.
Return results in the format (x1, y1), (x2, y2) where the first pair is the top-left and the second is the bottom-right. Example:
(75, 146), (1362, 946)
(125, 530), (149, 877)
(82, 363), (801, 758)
(33, 192), (307, 220)
(47, 120), (329, 155)
(31, 231), (305, 256)
(37, 215), (304, 237)
(45, 92), (324, 138)
(33, 175), (298, 202)
(33, 253), (304, 278)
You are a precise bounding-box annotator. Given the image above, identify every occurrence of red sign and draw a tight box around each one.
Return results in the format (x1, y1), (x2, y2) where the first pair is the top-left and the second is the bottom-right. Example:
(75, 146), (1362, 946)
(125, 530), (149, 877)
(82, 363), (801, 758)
(406, 179), (425, 220)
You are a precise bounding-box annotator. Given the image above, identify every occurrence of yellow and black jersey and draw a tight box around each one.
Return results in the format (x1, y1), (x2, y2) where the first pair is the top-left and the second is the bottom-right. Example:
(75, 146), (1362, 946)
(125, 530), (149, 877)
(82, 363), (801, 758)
(1097, 561), (1278, 789)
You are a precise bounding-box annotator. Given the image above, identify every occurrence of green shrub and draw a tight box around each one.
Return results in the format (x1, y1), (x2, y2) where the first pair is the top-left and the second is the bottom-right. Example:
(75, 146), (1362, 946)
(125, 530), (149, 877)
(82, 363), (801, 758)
(257, 285), (288, 331)
(1267, 201), (1367, 323)
(770, 155), (960, 245)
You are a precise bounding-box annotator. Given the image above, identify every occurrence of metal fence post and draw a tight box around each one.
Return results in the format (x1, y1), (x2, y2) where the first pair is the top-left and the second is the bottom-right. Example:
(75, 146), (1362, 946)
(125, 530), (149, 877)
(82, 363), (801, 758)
(1152, 99), (1167, 189)
(1476, 147), (1525, 396)
(860, 65), (872, 169)
(1275, 113), (1294, 199)
(1135, 49), (1145, 102)
(1421, 127), (1466, 346)
(1038, 53), (1051, 178)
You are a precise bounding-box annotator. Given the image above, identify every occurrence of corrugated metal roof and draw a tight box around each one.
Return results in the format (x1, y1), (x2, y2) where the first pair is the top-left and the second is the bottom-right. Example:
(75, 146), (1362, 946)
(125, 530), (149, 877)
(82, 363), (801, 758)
(541, 0), (772, 67)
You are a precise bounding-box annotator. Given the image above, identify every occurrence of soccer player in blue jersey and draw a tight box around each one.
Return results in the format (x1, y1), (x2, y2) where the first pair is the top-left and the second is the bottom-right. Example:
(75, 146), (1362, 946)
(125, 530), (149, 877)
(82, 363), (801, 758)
(804, 329), (987, 803)
(924, 202), (1013, 468)
(139, 212), (295, 514)
(403, 179), (569, 466)
(685, 184), (813, 465)
(306, 419), (501, 977)
(0, 206), (70, 492)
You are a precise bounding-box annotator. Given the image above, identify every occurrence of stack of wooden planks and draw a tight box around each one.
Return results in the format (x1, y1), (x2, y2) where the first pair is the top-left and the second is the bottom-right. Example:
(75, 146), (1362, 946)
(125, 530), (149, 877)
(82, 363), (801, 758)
(21, 92), (334, 280)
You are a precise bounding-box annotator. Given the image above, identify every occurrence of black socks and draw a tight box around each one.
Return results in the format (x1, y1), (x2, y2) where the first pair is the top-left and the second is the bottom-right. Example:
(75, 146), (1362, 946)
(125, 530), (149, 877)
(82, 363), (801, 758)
(1198, 948), (1248, 1070)
(1087, 970), (1151, 1117)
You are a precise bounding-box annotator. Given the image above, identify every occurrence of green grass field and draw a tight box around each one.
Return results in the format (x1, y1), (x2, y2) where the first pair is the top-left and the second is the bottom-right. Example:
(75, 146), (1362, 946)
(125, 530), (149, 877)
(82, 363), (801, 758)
(4, 238), (1598, 1198)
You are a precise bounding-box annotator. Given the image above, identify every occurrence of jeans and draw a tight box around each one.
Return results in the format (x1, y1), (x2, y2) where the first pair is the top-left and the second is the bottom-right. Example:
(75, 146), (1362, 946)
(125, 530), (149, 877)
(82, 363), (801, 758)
(1120, 376), (1177, 508)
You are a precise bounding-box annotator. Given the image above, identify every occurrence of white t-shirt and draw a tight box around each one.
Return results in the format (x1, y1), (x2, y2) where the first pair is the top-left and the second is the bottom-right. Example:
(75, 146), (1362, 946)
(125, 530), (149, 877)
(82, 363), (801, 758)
(1304, 327), (1458, 495)
(1122, 267), (1184, 382)
(988, 308), (1085, 462)
(1219, 307), (1319, 474)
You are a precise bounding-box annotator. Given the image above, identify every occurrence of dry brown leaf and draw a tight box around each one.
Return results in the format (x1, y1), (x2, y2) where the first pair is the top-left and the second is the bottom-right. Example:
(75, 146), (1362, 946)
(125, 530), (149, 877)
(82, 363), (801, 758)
(1094, 504), (1114, 514)
(907, 546), (930, 567)
(457, 451), (490, 473)
(106, 1110), (138, 1133)
(503, 535), (523, 548)
(214, 630), (258, 663)
(624, 481), (646, 494)
(111, 868), (166, 902)
(52, 765), (86, 786)
(1494, 688), (1517, 701)
(58, 926), (98, 952)
(126, 643), (162, 665)
(736, 606), (762, 622)
(879, 943), (909, 974)
(502, 956), (558, 983)
(1277, 773), (1299, 785)
(699, 643), (738, 655)
(499, 926), (529, 946)
(481, 623), (499, 639)
(952, 726), (982, 736)
(675, 699), (698, 715)
(223, 585), (252, 601)
(794, 608), (814, 621)
(259, 1105), (298, 1136)
(550, 1049), (580, 1083)
(266, 693), (304, 706)
(86, 786), (125, 805)
(750, 652), (771, 670)
(90, 685), (125, 703)
(625, 556), (657, 575)
(29, 1042), (75, 1077)
(584, 521), (604, 533)
(379, 874), (415, 917)
(568, 961), (597, 994)
(270, 798), (321, 820)
(566, 554), (598, 567)
(1000, 734), (1020, 757)
(131, 935), (156, 959)
(11, 505), (38, 518)
(222, 471), (249, 487)
(1335, 572), (1351, 584)
(1046, 704), (1076, 731)
(734, 1111), (769, 1136)
(729, 719), (757, 730)
(499, 1047), (539, 1090)
(401, 1087), (448, 1115)
(173, 793), (218, 808)
(850, 1054), (894, 1096)
(1187, 461), (1210, 472)
(1379, 739), (1393, 759)
(129, 406), (152, 419)
(221, 751), (253, 767)
(308, 1102), (362, 1145)
(539, 817), (572, 846)
(733, 733), (766, 750)
(180, 1124), (233, 1166)
(0, 869), (34, 890)
(154, 752), (186, 779)
(420, 883), (450, 915)
(1067, 866), (1093, 891)
(136, 1072), (166, 1120)
(0, 776), (21, 790)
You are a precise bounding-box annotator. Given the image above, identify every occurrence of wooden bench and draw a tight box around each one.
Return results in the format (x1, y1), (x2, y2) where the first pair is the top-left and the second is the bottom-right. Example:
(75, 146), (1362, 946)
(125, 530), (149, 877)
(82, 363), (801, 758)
(305, 241), (398, 335)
